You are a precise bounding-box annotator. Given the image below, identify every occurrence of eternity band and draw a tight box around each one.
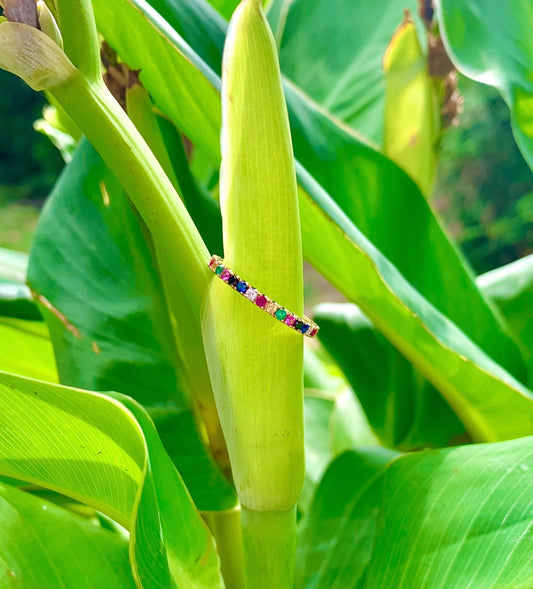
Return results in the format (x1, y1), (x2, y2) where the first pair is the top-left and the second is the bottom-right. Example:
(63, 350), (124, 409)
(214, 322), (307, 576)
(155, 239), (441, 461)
(208, 255), (319, 338)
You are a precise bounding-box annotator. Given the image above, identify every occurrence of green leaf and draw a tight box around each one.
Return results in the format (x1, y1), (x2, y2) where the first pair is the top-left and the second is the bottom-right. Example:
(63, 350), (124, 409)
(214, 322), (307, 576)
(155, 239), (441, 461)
(286, 86), (525, 382)
(297, 167), (533, 442)
(297, 447), (399, 589)
(299, 438), (533, 588)
(27, 139), (236, 510)
(0, 482), (135, 588)
(437, 0), (533, 172)
(478, 255), (533, 385)
(0, 370), (224, 589)
(366, 438), (533, 588)
(0, 318), (57, 382)
(279, 0), (417, 144)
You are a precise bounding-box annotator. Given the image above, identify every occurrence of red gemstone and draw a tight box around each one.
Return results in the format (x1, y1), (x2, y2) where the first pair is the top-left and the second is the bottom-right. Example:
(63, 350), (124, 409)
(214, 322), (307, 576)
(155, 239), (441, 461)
(209, 258), (217, 270)
(284, 314), (296, 326)
(255, 294), (267, 308)
(309, 327), (318, 337)
(221, 269), (231, 282)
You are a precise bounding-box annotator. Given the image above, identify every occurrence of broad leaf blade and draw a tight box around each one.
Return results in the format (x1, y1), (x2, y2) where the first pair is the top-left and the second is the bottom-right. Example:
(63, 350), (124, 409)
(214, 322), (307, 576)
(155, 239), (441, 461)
(0, 482), (134, 588)
(0, 317), (57, 382)
(0, 370), (224, 589)
(300, 439), (533, 589)
(366, 438), (533, 588)
(280, 0), (417, 144)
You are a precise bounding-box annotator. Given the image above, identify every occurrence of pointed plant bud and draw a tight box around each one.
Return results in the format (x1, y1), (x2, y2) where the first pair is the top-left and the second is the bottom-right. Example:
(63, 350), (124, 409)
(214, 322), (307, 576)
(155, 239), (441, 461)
(0, 21), (76, 90)
(202, 0), (304, 512)
(37, 0), (62, 47)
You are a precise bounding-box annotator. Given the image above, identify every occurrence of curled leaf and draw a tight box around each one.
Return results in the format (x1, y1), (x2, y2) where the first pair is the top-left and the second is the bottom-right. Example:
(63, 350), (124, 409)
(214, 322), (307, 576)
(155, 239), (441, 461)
(0, 21), (76, 90)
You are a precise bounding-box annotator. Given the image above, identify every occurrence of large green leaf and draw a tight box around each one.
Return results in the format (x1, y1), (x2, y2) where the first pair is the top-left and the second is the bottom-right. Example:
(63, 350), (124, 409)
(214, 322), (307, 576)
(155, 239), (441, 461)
(297, 168), (533, 442)
(285, 85), (525, 381)
(93, 0), (533, 442)
(27, 140), (236, 510)
(280, 0), (417, 145)
(97, 0), (525, 382)
(0, 317), (57, 382)
(478, 255), (533, 385)
(438, 0), (533, 172)
(0, 370), (224, 589)
(297, 447), (398, 589)
(299, 438), (533, 588)
(0, 482), (134, 588)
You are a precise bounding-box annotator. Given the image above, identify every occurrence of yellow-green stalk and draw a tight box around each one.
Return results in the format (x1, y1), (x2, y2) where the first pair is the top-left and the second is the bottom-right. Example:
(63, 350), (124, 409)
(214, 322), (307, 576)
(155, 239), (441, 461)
(202, 0), (304, 584)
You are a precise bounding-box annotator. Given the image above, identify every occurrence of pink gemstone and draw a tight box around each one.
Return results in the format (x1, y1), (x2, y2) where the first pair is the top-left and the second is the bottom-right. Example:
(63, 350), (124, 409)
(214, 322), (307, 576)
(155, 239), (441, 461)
(221, 269), (231, 282)
(284, 314), (296, 326)
(255, 294), (267, 308)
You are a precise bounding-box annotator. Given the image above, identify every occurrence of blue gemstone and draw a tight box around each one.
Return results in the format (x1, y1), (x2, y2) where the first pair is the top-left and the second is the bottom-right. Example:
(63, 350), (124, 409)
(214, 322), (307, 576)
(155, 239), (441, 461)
(236, 281), (248, 293)
(300, 324), (310, 334)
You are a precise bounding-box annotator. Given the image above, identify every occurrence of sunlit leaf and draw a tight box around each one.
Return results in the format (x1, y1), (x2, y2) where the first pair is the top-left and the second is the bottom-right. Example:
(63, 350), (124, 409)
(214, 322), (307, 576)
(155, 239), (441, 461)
(0, 370), (224, 589)
(0, 481), (134, 588)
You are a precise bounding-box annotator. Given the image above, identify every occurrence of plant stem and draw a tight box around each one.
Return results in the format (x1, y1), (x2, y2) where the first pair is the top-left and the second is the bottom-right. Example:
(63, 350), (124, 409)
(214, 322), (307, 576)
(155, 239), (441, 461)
(49, 75), (227, 454)
(203, 508), (246, 589)
(241, 506), (297, 589)
(55, 0), (101, 81)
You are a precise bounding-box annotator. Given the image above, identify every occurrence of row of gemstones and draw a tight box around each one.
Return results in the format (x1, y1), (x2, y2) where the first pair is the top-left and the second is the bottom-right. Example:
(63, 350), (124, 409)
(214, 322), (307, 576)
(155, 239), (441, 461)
(208, 256), (319, 338)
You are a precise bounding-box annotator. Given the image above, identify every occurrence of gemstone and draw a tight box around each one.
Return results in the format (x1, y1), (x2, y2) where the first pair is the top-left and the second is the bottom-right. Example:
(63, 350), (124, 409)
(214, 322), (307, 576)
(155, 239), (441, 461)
(294, 320), (304, 331)
(309, 327), (318, 337)
(265, 300), (278, 315)
(245, 288), (258, 302)
(221, 269), (231, 282)
(275, 309), (287, 321)
(228, 275), (238, 286)
(255, 294), (267, 308)
(236, 281), (248, 293)
(215, 265), (224, 276)
(300, 324), (310, 334)
(209, 258), (218, 270)
(284, 314), (296, 326)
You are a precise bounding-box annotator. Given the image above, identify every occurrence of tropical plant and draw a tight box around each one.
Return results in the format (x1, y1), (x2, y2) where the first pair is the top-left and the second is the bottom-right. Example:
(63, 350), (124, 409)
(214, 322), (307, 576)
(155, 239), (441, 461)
(0, 0), (532, 587)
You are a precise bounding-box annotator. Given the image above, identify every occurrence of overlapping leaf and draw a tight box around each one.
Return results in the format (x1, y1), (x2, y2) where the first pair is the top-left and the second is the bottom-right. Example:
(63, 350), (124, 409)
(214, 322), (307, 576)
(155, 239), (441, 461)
(0, 481), (134, 588)
(0, 370), (224, 589)
(280, 0), (417, 144)
(299, 438), (533, 588)
(0, 318), (57, 382)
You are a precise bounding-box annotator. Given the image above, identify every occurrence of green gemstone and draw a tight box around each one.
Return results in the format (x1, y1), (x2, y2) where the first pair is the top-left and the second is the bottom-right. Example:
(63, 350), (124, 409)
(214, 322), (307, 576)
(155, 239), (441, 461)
(215, 265), (224, 275)
(275, 309), (287, 321)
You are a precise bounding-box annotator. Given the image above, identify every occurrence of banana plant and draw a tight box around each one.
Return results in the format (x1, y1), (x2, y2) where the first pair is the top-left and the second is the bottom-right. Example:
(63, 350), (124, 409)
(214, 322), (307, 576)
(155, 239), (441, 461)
(0, 0), (532, 587)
